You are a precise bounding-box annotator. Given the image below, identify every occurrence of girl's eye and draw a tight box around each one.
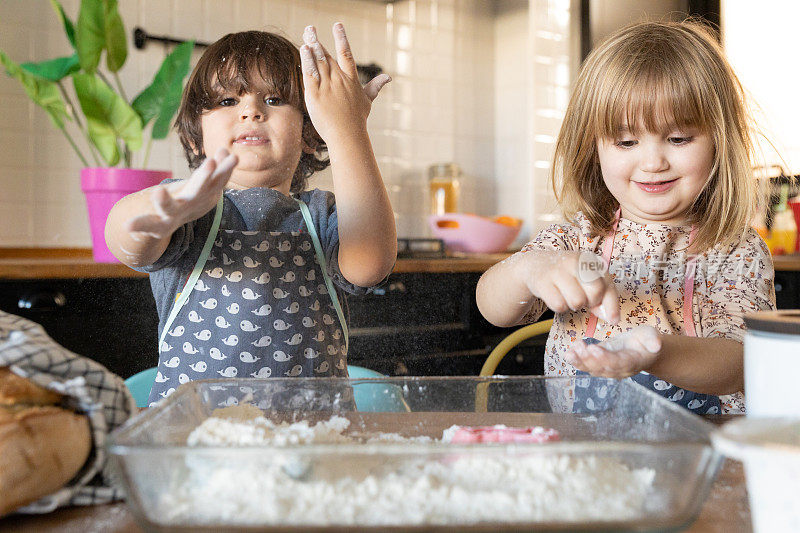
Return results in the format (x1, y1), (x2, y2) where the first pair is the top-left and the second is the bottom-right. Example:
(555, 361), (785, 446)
(668, 136), (693, 145)
(265, 96), (282, 106)
(615, 139), (637, 148)
(219, 97), (237, 107)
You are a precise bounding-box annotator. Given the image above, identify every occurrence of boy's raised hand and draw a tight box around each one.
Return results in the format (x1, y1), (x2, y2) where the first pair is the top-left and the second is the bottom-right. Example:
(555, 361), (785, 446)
(125, 149), (238, 239)
(564, 326), (662, 379)
(299, 23), (391, 142)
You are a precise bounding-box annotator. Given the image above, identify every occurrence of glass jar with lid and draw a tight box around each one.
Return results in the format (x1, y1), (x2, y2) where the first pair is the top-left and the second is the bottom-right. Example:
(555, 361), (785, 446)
(428, 163), (461, 216)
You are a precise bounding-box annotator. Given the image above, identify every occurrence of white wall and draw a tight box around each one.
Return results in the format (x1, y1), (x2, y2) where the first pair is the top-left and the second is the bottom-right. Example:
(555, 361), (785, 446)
(0, 0), (573, 247)
(494, 0), (529, 243)
(493, 0), (571, 243)
(723, 0), (800, 174)
(0, 0), (497, 246)
(528, 0), (572, 236)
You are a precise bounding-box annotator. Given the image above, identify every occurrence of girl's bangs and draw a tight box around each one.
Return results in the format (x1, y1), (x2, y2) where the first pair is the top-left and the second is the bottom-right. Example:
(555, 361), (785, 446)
(595, 66), (710, 139)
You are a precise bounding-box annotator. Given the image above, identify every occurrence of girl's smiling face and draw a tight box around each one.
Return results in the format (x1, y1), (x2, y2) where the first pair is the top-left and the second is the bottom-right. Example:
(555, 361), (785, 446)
(200, 83), (311, 193)
(597, 123), (715, 225)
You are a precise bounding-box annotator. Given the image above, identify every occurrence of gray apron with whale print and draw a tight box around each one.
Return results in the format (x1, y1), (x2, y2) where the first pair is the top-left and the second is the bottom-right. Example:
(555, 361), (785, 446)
(149, 196), (349, 406)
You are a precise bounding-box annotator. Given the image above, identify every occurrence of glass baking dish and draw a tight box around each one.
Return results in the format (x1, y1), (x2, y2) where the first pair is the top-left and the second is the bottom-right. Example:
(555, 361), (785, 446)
(107, 376), (721, 532)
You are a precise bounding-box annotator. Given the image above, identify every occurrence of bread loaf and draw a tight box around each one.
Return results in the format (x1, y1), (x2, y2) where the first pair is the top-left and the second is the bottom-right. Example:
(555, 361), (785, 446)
(0, 368), (91, 516)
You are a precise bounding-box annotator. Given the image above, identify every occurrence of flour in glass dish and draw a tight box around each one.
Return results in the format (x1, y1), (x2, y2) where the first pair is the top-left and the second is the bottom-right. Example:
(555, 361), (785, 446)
(158, 413), (656, 527)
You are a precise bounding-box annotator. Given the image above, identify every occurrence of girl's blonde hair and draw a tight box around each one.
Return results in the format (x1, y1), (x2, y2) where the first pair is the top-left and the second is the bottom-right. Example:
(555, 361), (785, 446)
(552, 19), (757, 252)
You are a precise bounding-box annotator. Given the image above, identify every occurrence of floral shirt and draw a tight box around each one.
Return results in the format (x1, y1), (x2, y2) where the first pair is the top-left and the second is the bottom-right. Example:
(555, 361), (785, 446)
(520, 212), (776, 414)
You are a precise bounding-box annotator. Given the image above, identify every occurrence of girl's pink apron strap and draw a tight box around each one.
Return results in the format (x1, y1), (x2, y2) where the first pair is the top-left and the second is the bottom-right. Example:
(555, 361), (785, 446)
(585, 209), (697, 339)
(585, 208), (621, 339)
(682, 225), (699, 337)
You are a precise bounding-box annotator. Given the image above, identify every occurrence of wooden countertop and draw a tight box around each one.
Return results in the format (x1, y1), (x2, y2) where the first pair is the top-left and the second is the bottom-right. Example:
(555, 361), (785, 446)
(1, 248), (799, 279)
(0, 458), (750, 532)
(0, 248), (511, 279)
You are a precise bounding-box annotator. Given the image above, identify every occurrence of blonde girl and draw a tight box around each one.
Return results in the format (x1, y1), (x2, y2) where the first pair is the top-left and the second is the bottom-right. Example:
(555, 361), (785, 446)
(477, 20), (775, 414)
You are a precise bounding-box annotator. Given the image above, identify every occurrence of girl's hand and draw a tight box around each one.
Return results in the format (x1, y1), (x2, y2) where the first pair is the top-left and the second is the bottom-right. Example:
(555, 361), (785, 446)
(513, 250), (620, 323)
(125, 149), (238, 239)
(299, 23), (391, 142)
(565, 326), (662, 379)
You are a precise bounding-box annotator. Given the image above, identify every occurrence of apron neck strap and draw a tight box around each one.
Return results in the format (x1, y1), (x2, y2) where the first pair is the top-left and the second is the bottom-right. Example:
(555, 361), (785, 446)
(295, 198), (349, 354)
(158, 194), (225, 352)
(584, 208), (697, 339)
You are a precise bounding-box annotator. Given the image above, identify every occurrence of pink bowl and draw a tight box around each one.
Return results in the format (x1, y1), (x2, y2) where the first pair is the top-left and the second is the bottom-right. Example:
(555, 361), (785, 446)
(429, 213), (522, 253)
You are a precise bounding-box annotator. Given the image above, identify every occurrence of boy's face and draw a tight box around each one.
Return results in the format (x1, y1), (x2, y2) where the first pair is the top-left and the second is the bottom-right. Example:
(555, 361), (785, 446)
(199, 82), (310, 192)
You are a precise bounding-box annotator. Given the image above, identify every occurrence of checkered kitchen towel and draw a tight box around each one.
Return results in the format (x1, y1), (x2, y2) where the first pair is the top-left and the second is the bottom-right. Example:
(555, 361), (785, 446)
(0, 311), (137, 513)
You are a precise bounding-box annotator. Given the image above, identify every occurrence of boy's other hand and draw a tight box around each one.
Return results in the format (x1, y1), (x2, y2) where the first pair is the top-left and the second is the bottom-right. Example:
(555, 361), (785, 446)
(299, 23), (391, 142)
(564, 326), (662, 379)
(125, 149), (238, 239)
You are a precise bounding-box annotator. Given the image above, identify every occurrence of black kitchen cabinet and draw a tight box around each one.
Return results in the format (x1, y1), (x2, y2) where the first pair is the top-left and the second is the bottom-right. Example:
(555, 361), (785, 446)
(342, 273), (549, 377)
(4, 269), (796, 380)
(0, 273), (548, 379)
(774, 270), (800, 309)
(0, 278), (160, 379)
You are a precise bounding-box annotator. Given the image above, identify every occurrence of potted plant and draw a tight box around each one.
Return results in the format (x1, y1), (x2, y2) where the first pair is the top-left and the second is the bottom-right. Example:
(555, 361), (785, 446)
(0, 0), (194, 262)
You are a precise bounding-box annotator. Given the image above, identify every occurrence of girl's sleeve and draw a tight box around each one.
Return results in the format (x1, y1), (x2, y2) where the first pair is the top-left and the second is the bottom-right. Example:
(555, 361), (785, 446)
(518, 223), (579, 324)
(698, 229), (776, 341)
(698, 229), (776, 414)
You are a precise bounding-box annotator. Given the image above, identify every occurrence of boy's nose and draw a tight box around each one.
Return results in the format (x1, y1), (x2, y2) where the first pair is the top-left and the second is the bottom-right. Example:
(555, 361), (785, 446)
(239, 96), (266, 121)
(241, 111), (262, 120)
(240, 107), (264, 121)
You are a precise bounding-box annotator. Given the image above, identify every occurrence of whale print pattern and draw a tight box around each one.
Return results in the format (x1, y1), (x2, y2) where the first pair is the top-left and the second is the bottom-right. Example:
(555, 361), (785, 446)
(149, 226), (346, 405)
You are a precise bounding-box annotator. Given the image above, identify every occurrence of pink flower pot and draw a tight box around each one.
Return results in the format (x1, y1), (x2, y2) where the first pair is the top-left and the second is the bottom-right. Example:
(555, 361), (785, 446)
(81, 168), (171, 263)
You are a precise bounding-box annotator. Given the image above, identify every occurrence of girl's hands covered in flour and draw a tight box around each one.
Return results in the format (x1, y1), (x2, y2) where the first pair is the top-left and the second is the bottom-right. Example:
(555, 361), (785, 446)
(514, 250), (621, 324)
(565, 326), (663, 379)
(299, 24), (391, 142)
(125, 149), (238, 239)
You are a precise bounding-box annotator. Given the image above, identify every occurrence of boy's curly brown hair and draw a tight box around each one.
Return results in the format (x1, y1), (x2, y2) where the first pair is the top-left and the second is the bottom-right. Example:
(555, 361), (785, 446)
(175, 31), (329, 194)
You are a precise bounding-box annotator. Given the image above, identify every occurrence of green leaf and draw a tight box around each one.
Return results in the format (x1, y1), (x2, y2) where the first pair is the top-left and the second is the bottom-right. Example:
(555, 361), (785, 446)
(103, 0), (126, 72)
(86, 118), (120, 165)
(76, 0), (105, 73)
(0, 51), (69, 130)
(21, 54), (80, 81)
(50, 0), (77, 49)
(132, 40), (194, 139)
(73, 72), (143, 166)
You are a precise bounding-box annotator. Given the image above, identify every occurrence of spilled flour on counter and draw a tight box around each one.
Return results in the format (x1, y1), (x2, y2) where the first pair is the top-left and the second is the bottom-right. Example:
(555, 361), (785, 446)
(157, 412), (656, 527)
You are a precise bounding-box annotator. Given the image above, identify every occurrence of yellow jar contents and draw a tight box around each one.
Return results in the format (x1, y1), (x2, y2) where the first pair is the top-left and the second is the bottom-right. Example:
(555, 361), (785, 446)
(428, 163), (461, 215)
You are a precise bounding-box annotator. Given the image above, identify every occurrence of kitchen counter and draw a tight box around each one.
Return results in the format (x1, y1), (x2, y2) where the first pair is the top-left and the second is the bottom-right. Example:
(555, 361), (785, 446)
(0, 248), (511, 279)
(1, 248), (800, 279)
(0, 457), (750, 532)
